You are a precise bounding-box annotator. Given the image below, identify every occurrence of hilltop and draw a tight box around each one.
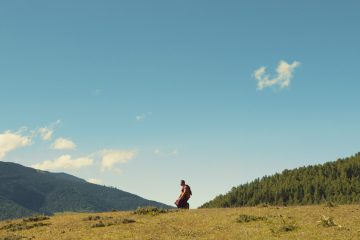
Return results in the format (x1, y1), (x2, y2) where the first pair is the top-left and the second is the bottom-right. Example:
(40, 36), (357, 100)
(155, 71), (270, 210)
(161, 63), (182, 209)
(201, 153), (360, 208)
(0, 162), (171, 220)
(1, 205), (360, 239)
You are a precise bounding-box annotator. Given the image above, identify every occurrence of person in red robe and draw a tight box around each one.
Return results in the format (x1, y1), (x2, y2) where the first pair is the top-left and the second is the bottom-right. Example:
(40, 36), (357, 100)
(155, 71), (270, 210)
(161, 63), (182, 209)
(175, 180), (192, 209)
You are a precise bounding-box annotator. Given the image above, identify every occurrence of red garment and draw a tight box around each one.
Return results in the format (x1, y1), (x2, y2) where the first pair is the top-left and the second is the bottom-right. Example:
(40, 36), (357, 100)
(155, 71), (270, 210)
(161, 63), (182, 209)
(175, 185), (191, 209)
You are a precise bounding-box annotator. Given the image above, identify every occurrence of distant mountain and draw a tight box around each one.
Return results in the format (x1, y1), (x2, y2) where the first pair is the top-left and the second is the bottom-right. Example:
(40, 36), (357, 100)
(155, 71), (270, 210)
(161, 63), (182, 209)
(201, 152), (360, 208)
(0, 161), (171, 220)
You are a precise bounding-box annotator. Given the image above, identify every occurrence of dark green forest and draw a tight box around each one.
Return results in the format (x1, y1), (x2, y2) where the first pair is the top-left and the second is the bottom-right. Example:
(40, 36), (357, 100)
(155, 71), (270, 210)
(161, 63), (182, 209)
(0, 162), (171, 220)
(201, 153), (360, 208)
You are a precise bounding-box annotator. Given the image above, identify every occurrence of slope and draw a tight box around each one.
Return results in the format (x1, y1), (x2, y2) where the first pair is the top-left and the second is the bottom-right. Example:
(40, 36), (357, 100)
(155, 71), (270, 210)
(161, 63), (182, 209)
(201, 153), (360, 208)
(0, 161), (171, 220)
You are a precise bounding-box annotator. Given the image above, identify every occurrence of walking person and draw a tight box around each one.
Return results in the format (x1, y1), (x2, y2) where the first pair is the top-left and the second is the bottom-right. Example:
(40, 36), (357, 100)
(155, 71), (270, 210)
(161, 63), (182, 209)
(175, 180), (192, 209)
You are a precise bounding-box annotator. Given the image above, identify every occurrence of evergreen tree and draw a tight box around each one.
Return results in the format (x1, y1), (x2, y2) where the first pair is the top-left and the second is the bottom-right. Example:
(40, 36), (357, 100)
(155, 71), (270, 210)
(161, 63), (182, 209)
(201, 153), (360, 208)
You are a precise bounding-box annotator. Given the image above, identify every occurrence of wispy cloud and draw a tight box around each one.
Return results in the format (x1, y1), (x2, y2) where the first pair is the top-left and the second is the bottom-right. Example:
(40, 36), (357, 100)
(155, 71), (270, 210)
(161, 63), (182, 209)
(87, 178), (103, 185)
(31, 154), (93, 171)
(51, 137), (76, 150)
(38, 128), (53, 141)
(254, 60), (300, 90)
(136, 115), (146, 122)
(135, 112), (152, 122)
(38, 120), (61, 141)
(0, 130), (32, 159)
(100, 149), (136, 171)
(153, 148), (178, 157)
(92, 89), (101, 96)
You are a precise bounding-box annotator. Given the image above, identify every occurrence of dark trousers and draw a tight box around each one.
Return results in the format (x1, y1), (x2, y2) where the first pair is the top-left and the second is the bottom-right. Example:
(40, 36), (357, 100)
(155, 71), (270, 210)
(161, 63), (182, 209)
(176, 198), (189, 209)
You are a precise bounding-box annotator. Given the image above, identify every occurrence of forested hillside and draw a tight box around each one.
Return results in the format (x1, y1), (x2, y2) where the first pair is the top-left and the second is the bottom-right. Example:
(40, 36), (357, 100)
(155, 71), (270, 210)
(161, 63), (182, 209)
(201, 153), (360, 208)
(0, 162), (171, 220)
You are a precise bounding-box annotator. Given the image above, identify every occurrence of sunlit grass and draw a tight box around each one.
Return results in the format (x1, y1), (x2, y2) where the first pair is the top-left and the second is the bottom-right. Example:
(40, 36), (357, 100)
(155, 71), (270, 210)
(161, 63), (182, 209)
(1, 205), (360, 239)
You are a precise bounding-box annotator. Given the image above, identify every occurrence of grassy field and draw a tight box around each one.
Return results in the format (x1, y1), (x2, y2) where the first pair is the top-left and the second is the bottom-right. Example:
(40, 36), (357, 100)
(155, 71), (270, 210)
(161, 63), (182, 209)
(1, 205), (360, 240)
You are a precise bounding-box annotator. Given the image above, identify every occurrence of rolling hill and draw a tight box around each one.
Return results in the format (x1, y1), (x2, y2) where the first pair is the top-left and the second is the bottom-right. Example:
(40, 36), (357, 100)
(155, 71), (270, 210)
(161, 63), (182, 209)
(201, 152), (360, 208)
(0, 161), (171, 220)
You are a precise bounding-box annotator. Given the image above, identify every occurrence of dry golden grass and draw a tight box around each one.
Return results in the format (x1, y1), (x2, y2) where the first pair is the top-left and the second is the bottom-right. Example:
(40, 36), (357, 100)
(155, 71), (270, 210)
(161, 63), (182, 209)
(1, 205), (360, 240)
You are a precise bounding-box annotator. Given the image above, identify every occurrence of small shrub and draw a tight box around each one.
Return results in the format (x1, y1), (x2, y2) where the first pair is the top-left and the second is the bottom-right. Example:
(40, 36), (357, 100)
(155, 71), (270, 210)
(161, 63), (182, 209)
(278, 223), (297, 232)
(325, 201), (337, 208)
(91, 218), (136, 228)
(91, 221), (106, 228)
(236, 214), (266, 223)
(122, 218), (136, 224)
(32, 222), (51, 228)
(1, 223), (24, 231)
(83, 215), (101, 221)
(0, 222), (51, 232)
(318, 216), (338, 227)
(1, 236), (27, 240)
(0, 222), (32, 232)
(270, 215), (297, 234)
(106, 218), (136, 226)
(134, 206), (168, 216)
(23, 216), (50, 222)
(84, 215), (114, 221)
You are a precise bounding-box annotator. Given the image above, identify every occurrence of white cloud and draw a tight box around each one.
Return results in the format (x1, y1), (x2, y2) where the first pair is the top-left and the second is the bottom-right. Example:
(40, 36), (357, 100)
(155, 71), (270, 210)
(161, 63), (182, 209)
(0, 120), (61, 159)
(38, 128), (53, 141)
(153, 148), (178, 157)
(51, 137), (76, 150)
(254, 60), (300, 90)
(87, 178), (103, 185)
(100, 149), (136, 171)
(31, 154), (93, 171)
(38, 120), (61, 141)
(0, 131), (32, 159)
(135, 112), (152, 122)
(136, 114), (146, 122)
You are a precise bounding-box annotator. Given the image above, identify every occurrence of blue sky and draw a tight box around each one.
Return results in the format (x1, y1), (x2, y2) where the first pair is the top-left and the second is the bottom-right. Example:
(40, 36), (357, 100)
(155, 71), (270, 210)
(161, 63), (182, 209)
(1, 1), (360, 208)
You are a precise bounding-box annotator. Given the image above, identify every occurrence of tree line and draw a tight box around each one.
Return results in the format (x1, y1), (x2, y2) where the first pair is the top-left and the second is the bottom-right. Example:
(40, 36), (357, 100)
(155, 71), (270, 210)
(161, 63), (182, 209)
(201, 152), (360, 208)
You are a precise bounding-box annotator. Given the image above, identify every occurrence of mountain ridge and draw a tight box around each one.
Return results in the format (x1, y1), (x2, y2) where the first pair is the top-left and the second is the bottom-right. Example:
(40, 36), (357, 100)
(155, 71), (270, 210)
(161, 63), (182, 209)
(0, 161), (171, 220)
